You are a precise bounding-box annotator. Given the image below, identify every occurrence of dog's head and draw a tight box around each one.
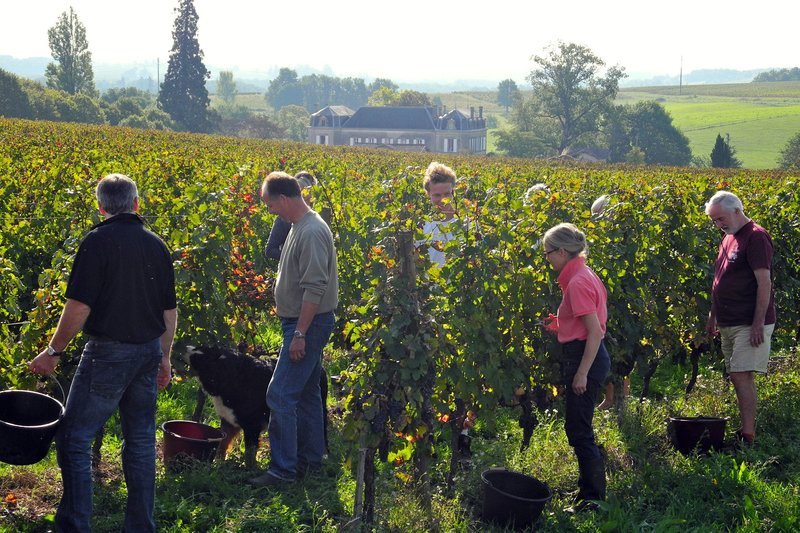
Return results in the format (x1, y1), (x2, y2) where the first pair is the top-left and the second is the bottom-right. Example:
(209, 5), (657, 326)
(185, 345), (237, 395)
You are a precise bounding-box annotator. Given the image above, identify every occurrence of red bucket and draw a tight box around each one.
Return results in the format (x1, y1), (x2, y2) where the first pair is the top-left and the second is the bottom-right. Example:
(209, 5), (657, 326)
(162, 420), (225, 469)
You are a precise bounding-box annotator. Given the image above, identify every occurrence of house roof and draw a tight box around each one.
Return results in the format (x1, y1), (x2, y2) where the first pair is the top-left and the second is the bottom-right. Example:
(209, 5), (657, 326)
(311, 105), (354, 117)
(442, 109), (470, 119)
(342, 107), (436, 130)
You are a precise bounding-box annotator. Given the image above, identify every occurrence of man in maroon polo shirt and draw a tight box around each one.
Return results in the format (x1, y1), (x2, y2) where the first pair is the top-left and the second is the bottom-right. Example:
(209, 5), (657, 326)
(705, 190), (776, 446)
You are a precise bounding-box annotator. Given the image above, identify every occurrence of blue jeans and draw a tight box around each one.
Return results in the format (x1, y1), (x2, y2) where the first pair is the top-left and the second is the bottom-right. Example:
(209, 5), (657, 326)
(561, 340), (610, 462)
(55, 337), (162, 533)
(266, 311), (334, 480)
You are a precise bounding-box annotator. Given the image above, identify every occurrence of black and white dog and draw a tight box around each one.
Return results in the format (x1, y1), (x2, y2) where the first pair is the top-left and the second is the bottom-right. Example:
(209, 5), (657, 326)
(185, 345), (329, 469)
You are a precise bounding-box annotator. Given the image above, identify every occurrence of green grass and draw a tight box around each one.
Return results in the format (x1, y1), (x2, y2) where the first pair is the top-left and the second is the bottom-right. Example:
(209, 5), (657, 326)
(617, 90), (800, 168)
(3, 349), (799, 531)
(622, 81), (800, 99)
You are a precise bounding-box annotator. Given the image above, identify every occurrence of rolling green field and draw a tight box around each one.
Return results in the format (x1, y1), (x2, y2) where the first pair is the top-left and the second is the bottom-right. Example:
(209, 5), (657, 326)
(618, 82), (800, 168)
(438, 82), (800, 168)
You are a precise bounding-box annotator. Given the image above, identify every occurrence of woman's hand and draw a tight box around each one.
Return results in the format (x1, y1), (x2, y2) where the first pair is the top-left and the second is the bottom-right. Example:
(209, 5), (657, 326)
(572, 372), (588, 395)
(541, 313), (558, 335)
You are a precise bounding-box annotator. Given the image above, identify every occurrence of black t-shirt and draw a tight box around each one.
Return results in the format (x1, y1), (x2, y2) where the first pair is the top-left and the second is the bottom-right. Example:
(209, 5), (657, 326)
(66, 213), (177, 343)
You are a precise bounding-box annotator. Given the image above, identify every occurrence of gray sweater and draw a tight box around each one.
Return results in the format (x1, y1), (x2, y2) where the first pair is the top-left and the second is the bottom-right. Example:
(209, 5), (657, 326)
(274, 211), (338, 317)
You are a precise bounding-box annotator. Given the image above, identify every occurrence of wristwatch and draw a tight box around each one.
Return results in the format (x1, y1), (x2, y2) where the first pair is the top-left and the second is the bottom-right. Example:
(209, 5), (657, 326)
(46, 345), (65, 357)
(293, 330), (306, 340)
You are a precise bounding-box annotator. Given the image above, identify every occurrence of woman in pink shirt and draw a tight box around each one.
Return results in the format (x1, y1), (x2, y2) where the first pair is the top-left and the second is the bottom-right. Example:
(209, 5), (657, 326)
(542, 223), (610, 512)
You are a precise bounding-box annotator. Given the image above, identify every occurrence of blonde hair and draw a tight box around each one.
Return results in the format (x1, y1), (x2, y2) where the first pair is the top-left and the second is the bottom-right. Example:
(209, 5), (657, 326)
(422, 161), (456, 192)
(543, 223), (588, 258)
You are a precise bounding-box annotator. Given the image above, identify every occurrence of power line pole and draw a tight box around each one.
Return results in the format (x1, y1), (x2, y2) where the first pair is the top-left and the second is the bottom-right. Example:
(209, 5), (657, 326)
(679, 56), (683, 96)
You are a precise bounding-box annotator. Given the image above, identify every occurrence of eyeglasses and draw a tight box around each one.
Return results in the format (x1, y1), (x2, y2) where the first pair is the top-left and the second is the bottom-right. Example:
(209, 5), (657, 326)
(544, 248), (559, 257)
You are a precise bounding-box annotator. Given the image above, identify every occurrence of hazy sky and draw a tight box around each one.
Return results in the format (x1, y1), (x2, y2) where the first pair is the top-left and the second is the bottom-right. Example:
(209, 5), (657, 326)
(2, 0), (798, 83)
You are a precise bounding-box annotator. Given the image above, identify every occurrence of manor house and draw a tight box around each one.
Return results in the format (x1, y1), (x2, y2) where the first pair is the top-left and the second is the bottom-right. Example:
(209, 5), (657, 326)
(307, 105), (487, 154)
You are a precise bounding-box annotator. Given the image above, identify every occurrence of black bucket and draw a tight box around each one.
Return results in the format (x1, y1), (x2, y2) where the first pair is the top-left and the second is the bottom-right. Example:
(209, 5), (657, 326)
(0, 389), (65, 465)
(668, 416), (727, 455)
(481, 468), (552, 530)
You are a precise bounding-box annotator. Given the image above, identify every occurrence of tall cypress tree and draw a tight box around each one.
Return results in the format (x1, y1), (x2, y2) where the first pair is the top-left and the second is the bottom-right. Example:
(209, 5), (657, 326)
(710, 133), (742, 168)
(158, 0), (210, 132)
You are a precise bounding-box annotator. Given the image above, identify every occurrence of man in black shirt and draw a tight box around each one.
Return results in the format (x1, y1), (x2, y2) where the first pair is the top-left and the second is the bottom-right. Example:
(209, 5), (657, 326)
(29, 173), (177, 532)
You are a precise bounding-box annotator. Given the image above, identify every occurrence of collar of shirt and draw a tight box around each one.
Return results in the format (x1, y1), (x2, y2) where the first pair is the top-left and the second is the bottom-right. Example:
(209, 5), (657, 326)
(734, 219), (754, 236)
(90, 212), (144, 231)
(557, 255), (587, 291)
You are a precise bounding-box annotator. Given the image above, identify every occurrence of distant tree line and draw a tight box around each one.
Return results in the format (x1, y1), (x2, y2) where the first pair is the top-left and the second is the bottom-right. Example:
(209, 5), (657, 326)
(0, 68), (173, 128)
(265, 68), (401, 112)
(753, 68), (800, 82)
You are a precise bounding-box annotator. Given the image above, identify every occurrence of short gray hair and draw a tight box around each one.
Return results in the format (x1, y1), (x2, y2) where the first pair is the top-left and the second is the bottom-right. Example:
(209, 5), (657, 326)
(96, 174), (138, 215)
(705, 190), (744, 215)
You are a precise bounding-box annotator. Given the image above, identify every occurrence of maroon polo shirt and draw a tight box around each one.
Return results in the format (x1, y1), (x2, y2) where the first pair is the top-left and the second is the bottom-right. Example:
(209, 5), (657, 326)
(711, 220), (776, 327)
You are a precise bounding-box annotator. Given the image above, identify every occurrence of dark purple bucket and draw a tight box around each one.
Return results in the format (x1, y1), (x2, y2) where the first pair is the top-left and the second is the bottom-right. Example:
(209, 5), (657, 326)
(481, 468), (552, 529)
(0, 389), (65, 465)
(668, 416), (727, 454)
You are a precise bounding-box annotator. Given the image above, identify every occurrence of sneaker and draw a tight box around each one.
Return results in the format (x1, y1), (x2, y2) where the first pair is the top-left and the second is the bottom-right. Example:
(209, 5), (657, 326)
(248, 471), (292, 488)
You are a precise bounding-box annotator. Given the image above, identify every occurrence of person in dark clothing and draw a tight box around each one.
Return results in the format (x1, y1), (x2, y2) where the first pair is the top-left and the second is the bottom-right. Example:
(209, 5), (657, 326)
(542, 222), (610, 512)
(264, 171), (316, 261)
(29, 173), (177, 532)
(705, 190), (775, 446)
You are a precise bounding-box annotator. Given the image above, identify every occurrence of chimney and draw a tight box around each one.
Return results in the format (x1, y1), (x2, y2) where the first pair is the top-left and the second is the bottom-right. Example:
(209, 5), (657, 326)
(479, 106), (483, 119)
(470, 106), (475, 119)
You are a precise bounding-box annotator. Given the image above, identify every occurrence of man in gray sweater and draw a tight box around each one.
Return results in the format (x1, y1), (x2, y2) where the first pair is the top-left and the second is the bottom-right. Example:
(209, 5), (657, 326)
(251, 171), (338, 486)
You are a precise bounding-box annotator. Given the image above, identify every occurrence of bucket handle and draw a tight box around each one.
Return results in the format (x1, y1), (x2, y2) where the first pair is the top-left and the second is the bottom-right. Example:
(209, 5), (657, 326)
(483, 467), (511, 490)
(2, 363), (67, 405)
(41, 374), (67, 405)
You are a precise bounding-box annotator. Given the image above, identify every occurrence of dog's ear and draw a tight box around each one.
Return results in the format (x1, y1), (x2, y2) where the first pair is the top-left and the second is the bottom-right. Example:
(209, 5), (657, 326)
(183, 345), (200, 365)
